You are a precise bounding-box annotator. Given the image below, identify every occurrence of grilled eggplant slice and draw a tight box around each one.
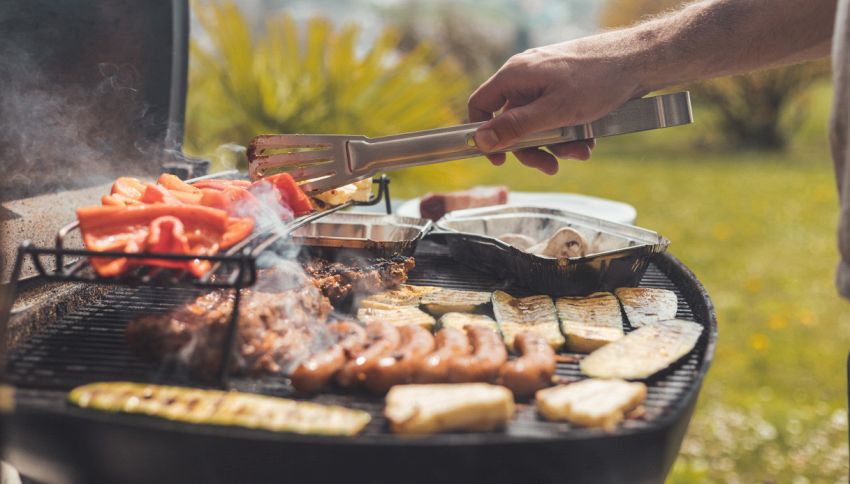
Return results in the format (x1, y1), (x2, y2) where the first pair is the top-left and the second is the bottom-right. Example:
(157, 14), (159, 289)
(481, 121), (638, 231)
(69, 382), (370, 436)
(420, 288), (491, 316)
(535, 379), (647, 430)
(556, 292), (624, 353)
(385, 383), (515, 434)
(358, 285), (439, 310)
(580, 319), (702, 379)
(615, 287), (678, 327)
(439, 312), (500, 333)
(357, 306), (437, 330)
(492, 291), (563, 351)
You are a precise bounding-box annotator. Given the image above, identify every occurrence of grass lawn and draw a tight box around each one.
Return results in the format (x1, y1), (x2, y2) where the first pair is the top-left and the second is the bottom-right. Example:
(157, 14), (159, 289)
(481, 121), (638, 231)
(389, 83), (849, 482)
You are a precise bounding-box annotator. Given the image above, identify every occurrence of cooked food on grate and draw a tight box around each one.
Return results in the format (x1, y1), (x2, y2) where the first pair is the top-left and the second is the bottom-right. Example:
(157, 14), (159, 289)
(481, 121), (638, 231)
(528, 227), (588, 259)
(358, 284), (439, 310)
(125, 282), (332, 380)
(615, 287), (678, 327)
(497, 233), (537, 250)
(438, 312), (500, 333)
(69, 382), (370, 436)
(336, 320), (401, 389)
(535, 379), (647, 430)
(499, 332), (556, 398)
(419, 185), (508, 221)
(415, 327), (472, 383)
(420, 288), (492, 316)
(363, 324), (436, 393)
(580, 319), (702, 379)
(311, 178), (373, 208)
(384, 383), (515, 434)
(492, 291), (564, 351)
(290, 320), (367, 393)
(447, 325), (508, 383)
(556, 292), (625, 353)
(303, 256), (415, 305)
(356, 306), (436, 330)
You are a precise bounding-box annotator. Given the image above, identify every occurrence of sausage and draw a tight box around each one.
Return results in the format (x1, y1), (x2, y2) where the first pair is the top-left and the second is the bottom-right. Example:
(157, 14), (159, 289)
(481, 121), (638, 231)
(499, 331), (556, 398)
(336, 321), (400, 388)
(415, 327), (471, 383)
(447, 325), (508, 383)
(364, 325), (436, 393)
(290, 321), (366, 393)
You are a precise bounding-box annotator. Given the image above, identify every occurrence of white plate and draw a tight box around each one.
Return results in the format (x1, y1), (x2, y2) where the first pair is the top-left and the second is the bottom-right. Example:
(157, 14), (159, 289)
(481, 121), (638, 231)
(396, 192), (637, 225)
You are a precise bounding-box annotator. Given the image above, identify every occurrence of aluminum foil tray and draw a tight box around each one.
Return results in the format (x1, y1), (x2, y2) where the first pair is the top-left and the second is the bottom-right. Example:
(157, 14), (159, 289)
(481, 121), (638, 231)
(435, 206), (670, 295)
(293, 212), (432, 259)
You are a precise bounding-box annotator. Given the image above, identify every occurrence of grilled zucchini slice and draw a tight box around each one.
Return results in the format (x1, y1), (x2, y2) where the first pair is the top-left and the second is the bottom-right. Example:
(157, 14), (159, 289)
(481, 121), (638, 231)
(420, 288), (491, 316)
(358, 285), (439, 310)
(535, 379), (646, 430)
(491, 291), (563, 351)
(614, 287), (678, 327)
(556, 292), (624, 353)
(356, 306), (437, 330)
(438, 312), (500, 333)
(385, 383), (515, 434)
(69, 382), (370, 436)
(580, 319), (702, 379)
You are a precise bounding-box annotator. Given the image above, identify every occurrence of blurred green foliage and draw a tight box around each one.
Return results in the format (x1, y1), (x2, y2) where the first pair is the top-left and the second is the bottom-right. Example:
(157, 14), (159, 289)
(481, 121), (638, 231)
(184, 0), (469, 170)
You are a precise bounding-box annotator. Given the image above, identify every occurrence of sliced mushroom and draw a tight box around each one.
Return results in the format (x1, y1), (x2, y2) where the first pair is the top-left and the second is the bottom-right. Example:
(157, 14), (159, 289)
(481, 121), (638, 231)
(497, 233), (537, 250)
(529, 227), (588, 258)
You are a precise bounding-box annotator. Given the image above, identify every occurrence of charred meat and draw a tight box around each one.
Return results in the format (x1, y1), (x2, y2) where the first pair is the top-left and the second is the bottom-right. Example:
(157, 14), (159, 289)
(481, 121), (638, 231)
(302, 256), (415, 305)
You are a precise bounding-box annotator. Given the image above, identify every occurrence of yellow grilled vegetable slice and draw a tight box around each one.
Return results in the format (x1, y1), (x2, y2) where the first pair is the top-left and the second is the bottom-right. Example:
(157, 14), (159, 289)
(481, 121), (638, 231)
(535, 379), (646, 431)
(614, 287), (678, 327)
(356, 306), (437, 330)
(419, 288), (491, 316)
(313, 178), (374, 206)
(358, 285), (439, 310)
(68, 382), (371, 436)
(385, 383), (515, 434)
(438, 312), (500, 333)
(556, 292), (624, 353)
(491, 291), (563, 351)
(580, 319), (702, 379)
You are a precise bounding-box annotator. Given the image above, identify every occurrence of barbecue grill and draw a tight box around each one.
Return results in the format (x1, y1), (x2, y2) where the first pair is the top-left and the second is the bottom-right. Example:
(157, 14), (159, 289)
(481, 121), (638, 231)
(0, 2), (717, 483)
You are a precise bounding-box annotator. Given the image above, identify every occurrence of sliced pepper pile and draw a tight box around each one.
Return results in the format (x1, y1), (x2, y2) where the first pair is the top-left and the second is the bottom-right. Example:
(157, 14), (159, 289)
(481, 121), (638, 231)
(77, 173), (312, 277)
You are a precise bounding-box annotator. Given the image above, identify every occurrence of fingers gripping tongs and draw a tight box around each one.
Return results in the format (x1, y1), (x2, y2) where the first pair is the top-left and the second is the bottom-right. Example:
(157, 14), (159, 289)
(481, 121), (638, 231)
(248, 91), (693, 194)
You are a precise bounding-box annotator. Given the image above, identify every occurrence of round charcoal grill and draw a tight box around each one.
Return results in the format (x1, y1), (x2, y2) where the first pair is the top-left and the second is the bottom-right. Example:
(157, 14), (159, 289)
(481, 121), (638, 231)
(3, 241), (716, 484)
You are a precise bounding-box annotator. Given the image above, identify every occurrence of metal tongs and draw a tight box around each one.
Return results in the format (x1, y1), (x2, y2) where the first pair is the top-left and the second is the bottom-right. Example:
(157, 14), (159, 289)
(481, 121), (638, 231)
(248, 91), (693, 194)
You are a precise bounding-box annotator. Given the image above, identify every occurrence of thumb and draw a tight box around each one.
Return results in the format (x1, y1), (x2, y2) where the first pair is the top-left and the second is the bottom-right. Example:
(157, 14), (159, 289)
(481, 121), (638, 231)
(474, 99), (554, 153)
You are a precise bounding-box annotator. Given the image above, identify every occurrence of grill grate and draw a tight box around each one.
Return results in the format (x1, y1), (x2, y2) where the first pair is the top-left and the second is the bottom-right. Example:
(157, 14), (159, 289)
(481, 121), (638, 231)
(7, 240), (710, 439)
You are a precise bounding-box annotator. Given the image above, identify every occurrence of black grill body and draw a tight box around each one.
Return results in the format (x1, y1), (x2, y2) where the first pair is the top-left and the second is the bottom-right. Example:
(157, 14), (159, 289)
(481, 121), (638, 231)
(3, 241), (716, 484)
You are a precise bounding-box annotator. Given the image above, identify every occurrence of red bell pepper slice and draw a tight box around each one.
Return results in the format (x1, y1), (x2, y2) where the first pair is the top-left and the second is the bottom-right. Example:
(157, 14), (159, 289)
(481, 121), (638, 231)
(111, 177), (147, 200)
(157, 174), (204, 205)
(192, 179), (252, 191)
(221, 217), (255, 249)
(256, 173), (313, 216)
(140, 184), (183, 205)
(199, 188), (232, 213)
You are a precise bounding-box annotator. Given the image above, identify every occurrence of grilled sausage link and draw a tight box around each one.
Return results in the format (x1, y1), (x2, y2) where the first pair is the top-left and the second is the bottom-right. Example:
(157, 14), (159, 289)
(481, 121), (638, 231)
(364, 325), (436, 393)
(336, 320), (401, 388)
(290, 321), (366, 393)
(499, 331), (556, 398)
(448, 325), (508, 383)
(415, 327), (471, 383)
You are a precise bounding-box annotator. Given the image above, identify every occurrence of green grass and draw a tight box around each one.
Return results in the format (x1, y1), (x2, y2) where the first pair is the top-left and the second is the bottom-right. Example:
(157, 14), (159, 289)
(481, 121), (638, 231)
(389, 82), (849, 482)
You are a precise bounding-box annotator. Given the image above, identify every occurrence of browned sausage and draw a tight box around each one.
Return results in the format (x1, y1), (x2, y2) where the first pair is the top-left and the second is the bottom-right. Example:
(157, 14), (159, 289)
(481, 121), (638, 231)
(364, 325), (436, 393)
(336, 320), (400, 388)
(499, 331), (556, 398)
(415, 327), (471, 383)
(290, 321), (366, 393)
(447, 325), (508, 383)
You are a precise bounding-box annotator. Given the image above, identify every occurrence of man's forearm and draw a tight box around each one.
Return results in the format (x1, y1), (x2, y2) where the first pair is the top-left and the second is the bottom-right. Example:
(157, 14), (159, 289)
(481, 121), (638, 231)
(579, 0), (836, 94)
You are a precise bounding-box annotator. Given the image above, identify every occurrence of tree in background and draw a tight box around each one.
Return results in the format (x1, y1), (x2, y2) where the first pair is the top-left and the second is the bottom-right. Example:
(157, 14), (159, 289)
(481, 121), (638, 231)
(185, 0), (469, 169)
(601, 0), (830, 151)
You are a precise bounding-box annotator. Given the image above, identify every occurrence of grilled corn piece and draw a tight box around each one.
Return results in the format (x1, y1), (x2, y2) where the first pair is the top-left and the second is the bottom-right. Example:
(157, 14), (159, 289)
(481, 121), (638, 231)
(420, 288), (491, 316)
(357, 306), (437, 330)
(580, 319), (702, 379)
(556, 292), (624, 353)
(69, 382), (371, 436)
(615, 287), (678, 327)
(358, 285), (439, 310)
(385, 383), (515, 434)
(535, 379), (646, 431)
(439, 312), (500, 333)
(492, 291), (563, 351)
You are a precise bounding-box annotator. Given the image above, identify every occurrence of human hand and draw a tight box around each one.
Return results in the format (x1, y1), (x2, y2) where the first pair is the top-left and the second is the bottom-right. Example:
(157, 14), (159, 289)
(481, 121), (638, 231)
(468, 39), (645, 174)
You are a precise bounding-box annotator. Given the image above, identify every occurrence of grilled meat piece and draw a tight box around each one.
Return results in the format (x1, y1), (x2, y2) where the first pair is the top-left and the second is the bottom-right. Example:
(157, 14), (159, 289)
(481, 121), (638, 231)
(125, 284), (332, 380)
(302, 256), (415, 305)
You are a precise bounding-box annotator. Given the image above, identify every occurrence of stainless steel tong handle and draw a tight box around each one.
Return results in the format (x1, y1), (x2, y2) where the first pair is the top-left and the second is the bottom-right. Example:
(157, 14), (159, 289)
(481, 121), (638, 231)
(348, 92), (692, 176)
